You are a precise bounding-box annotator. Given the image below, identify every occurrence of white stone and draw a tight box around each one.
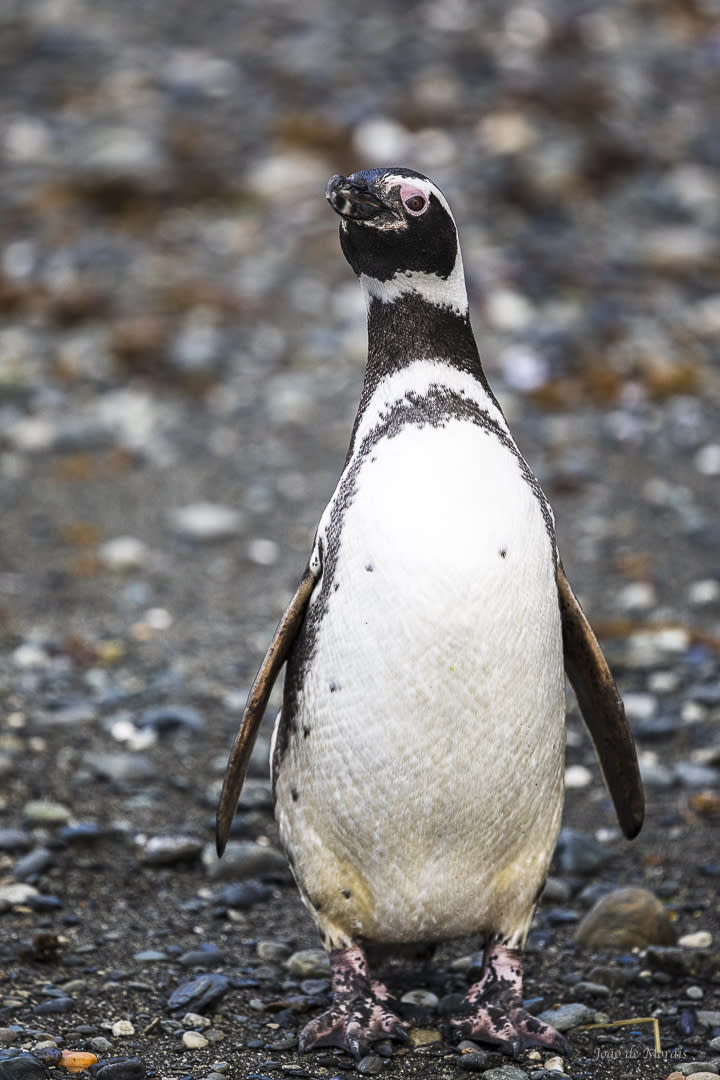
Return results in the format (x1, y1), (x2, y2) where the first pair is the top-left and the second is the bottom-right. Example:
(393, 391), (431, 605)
(616, 582), (657, 613)
(98, 536), (148, 571)
(111, 1020), (135, 1037)
(678, 930), (712, 949)
(688, 579), (720, 606)
(695, 444), (720, 476)
(622, 692), (657, 722)
(170, 502), (244, 542)
(485, 288), (535, 331)
(247, 538), (280, 566)
(565, 764), (593, 789)
(499, 344), (548, 391)
(182, 1031), (209, 1049)
(352, 116), (411, 161)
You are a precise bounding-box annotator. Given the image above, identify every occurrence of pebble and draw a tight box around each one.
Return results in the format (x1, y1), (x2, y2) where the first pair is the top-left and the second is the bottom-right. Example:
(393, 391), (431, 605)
(535, 1003), (595, 1031)
(0, 1053), (47, 1080)
(93, 1057), (146, 1080)
(356, 1054), (383, 1074)
(168, 974), (230, 1012)
(111, 1021), (135, 1037)
(140, 835), (204, 866)
(179, 944), (224, 967)
(10, 848), (52, 881)
(212, 881), (272, 909)
(170, 503), (244, 543)
(457, 1048), (489, 1072)
(182, 1031), (209, 1049)
(0, 883), (39, 908)
(285, 949), (330, 978)
(32, 998), (75, 1016)
(134, 950), (168, 963)
(256, 941), (292, 963)
(480, 1066), (528, 1080)
(138, 705), (204, 734)
(0, 830), (32, 852)
(203, 841), (289, 881)
(84, 752), (157, 783)
(574, 887), (676, 949)
(182, 1012), (212, 1029)
(553, 828), (611, 875)
(98, 537), (149, 571)
(22, 800), (71, 825)
(400, 989), (439, 1009)
(686, 986), (704, 1000)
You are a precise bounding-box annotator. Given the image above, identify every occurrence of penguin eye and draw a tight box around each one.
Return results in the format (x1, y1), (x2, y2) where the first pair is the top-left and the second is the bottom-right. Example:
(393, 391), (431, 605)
(400, 187), (428, 216)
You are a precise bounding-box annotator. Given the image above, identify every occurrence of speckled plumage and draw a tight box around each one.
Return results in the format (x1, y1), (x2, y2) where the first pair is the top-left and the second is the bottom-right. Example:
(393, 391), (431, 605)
(217, 168), (643, 1058)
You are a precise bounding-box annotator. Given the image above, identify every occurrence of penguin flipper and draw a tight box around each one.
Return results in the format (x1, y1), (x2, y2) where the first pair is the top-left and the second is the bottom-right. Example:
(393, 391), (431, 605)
(215, 565), (317, 856)
(557, 563), (644, 839)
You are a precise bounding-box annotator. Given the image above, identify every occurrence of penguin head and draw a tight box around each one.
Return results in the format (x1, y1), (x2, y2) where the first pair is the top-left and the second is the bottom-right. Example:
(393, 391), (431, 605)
(326, 168), (467, 314)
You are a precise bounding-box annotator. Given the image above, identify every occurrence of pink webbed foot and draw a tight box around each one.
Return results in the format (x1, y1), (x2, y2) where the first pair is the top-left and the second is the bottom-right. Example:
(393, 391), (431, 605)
(298, 945), (410, 1060)
(448, 943), (569, 1057)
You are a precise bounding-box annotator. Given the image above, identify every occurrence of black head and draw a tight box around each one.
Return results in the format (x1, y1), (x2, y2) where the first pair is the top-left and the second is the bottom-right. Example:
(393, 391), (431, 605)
(326, 169), (464, 309)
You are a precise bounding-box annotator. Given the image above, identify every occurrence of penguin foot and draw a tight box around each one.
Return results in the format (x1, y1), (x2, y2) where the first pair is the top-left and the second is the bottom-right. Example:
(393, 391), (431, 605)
(298, 944), (409, 1060)
(448, 942), (569, 1057)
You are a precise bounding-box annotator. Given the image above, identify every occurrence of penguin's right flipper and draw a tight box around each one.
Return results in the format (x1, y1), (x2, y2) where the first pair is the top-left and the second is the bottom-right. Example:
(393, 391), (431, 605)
(215, 565), (318, 855)
(557, 563), (644, 840)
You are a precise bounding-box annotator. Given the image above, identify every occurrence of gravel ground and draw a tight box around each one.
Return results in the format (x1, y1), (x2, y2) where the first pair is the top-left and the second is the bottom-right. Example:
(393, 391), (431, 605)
(1, 2), (719, 1079)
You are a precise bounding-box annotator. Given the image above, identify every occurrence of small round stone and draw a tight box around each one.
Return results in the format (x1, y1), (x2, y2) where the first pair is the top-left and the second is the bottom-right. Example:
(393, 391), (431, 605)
(284, 949), (330, 978)
(182, 1031), (208, 1049)
(111, 1020), (135, 1037)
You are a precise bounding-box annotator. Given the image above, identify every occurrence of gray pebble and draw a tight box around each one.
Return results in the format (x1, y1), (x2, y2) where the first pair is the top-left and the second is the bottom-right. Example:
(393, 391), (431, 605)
(93, 1056), (146, 1080)
(357, 1054), (383, 1075)
(89, 1037), (113, 1054)
(285, 949), (330, 978)
(138, 705), (204, 734)
(179, 945), (224, 967)
(84, 752), (157, 783)
(203, 841), (289, 881)
(31, 997), (74, 1015)
(674, 761), (719, 787)
(11, 849), (52, 881)
(481, 1066), (528, 1080)
(677, 1065), (720, 1076)
(140, 835), (204, 866)
(553, 828), (612, 875)
(535, 1002), (595, 1031)
(256, 941), (292, 963)
(710, 1038), (720, 1052)
(212, 881), (272, 909)
(0, 830), (31, 853)
(58, 822), (106, 845)
(457, 1048), (489, 1071)
(133, 950), (167, 963)
(168, 973), (230, 1012)
(0, 1053), (47, 1080)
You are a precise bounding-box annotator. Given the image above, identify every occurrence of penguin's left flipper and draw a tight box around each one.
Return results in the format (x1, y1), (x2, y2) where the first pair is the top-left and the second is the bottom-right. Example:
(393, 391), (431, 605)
(558, 563), (644, 839)
(215, 565), (318, 856)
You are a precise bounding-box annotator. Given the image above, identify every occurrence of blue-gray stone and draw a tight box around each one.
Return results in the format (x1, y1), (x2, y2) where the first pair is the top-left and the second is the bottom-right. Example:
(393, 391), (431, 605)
(0, 831), (31, 853)
(553, 828), (612, 875)
(535, 1001), (595, 1031)
(179, 944), (224, 968)
(32, 996), (74, 1015)
(12, 849), (53, 881)
(0, 1053), (47, 1080)
(92, 1056), (146, 1080)
(138, 705), (204, 734)
(167, 973), (230, 1012)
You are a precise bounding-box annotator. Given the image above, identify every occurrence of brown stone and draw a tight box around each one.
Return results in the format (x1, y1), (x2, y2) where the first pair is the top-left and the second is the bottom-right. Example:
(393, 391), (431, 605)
(574, 887), (676, 950)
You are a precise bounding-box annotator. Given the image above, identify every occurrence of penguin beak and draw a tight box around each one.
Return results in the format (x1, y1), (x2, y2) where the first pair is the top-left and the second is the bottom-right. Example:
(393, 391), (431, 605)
(326, 175), (389, 221)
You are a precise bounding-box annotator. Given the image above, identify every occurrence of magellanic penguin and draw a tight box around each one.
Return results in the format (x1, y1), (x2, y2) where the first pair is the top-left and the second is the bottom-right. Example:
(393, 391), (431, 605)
(217, 168), (644, 1060)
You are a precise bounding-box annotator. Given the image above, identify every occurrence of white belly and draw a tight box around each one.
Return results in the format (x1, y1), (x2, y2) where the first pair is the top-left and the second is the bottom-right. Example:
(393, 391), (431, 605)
(275, 418), (565, 947)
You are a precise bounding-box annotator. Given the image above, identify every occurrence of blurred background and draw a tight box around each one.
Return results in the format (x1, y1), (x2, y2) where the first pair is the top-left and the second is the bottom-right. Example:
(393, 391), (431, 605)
(1, 0), (720, 800)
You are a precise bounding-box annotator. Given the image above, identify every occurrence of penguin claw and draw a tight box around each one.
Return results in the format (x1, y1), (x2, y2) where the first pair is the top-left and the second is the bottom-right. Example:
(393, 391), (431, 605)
(299, 1003), (409, 1060)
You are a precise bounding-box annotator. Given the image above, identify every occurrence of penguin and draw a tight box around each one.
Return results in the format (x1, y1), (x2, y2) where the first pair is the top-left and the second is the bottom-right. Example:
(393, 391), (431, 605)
(216, 168), (644, 1060)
